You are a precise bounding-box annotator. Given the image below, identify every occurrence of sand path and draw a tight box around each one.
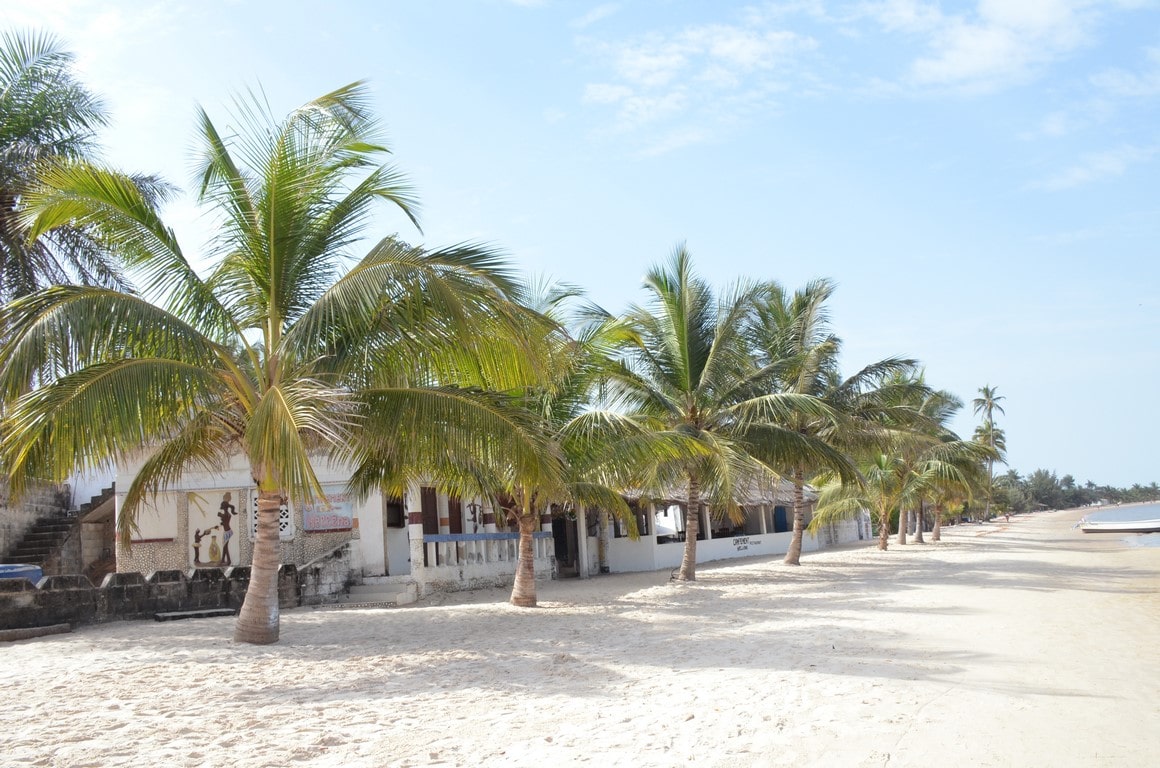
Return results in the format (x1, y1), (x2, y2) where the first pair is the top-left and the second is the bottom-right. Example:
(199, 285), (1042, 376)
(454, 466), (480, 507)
(2, 510), (1157, 767)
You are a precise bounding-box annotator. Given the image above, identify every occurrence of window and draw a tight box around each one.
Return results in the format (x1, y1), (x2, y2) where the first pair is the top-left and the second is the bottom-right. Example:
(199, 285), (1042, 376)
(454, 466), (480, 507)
(385, 495), (406, 528)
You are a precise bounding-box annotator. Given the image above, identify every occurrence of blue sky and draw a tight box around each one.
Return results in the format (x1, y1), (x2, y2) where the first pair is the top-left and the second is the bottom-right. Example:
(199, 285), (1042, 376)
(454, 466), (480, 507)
(7, 1), (1159, 487)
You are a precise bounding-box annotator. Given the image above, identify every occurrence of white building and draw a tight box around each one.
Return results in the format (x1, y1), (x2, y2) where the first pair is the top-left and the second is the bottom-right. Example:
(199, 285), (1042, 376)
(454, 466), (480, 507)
(103, 455), (870, 598)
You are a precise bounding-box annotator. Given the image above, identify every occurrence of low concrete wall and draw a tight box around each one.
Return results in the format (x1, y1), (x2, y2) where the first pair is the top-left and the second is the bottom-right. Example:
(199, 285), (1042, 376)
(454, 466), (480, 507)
(412, 532), (553, 597)
(0, 543), (357, 632)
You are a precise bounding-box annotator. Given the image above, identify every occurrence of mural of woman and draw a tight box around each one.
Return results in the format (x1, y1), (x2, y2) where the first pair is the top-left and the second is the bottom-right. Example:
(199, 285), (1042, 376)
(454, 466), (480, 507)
(218, 492), (238, 566)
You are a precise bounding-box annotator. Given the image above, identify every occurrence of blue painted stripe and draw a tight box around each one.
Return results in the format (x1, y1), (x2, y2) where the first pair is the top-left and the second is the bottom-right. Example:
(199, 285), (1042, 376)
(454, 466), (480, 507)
(423, 532), (553, 543)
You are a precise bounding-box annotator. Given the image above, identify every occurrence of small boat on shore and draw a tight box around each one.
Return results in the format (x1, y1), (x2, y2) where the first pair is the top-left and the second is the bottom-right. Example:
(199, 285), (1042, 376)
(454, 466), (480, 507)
(1078, 517), (1160, 533)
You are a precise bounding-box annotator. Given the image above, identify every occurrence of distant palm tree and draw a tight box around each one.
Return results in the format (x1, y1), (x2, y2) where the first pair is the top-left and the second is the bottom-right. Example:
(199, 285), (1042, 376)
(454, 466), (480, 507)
(972, 385), (1006, 519)
(749, 279), (919, 564)
(813, 374), (992, 550)
(0, 30), (158, 301)
(607, 246), (850, 580)
(814, 452), (907, 551)
(1, 83), (552, 644)
(906, 387), (986, 542)
(813, 438), (989, 551)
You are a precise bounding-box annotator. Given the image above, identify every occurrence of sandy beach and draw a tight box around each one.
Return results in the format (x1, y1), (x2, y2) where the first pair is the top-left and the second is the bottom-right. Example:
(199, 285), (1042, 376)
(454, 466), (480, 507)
(2, 509), (1158, 768)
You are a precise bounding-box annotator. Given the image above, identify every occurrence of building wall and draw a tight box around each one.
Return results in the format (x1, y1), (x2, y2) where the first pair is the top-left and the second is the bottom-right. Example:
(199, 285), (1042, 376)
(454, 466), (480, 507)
(603, 502), (866, 574)
(114, 455), (372, 573)
(649, 530), (820, 571)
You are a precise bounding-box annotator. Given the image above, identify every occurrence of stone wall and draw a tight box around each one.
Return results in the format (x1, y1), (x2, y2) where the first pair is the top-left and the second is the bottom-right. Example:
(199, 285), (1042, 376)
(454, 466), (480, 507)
(115, 491), (357, 575)
(0, 543), (357, 631)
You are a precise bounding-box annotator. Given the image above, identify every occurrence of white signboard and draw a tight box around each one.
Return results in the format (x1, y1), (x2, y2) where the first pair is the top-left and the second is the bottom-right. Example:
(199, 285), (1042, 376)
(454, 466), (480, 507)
(302, 484), (355, 532)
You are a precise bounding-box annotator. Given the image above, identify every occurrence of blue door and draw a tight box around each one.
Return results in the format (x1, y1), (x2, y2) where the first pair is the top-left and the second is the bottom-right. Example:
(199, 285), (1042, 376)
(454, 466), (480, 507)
(773, 506), (789, 533)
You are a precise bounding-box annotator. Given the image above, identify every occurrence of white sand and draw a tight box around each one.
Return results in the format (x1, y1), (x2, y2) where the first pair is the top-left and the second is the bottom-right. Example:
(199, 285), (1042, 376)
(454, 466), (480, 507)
(3, 510), (1158, 768)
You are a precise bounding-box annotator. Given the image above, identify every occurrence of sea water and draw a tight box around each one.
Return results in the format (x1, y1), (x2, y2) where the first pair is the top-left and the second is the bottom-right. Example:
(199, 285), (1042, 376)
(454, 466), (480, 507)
(1081, 502), (1160, 548)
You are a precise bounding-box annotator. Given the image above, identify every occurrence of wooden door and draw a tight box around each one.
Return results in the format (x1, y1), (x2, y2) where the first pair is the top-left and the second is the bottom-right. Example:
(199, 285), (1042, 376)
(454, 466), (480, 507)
(420, 486), (439, 535)
(448, 496), (463, 534)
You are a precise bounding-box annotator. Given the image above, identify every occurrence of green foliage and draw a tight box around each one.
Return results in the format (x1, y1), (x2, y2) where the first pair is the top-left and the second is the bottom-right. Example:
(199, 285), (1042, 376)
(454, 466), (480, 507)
(997, 469), (1160, 509)
(0, 30), (170, 301)
(0, 83), (556, 545)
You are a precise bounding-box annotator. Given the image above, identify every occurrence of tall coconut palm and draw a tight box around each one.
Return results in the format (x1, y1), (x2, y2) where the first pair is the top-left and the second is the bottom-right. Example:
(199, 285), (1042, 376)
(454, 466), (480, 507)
(750, 279), (922, 564)
(0, 83), (554, 644)
(0, 29), (139, 301)
(350, 283), (700, 606)
(606, 246), (853, 581)
(972, 384), (1006, 520)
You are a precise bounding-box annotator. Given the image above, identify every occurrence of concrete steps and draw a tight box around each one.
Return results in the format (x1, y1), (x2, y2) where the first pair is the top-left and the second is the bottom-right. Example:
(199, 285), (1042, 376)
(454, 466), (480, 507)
(5, 518), (75, 567)
(154, 608), (237, 622)
(330, 578), (418, 609)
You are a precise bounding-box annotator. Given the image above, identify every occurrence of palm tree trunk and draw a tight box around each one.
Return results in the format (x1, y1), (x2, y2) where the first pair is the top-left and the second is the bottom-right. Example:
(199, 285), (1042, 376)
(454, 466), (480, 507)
(784, 467), (806, 566)
(897, 508), (908, 546)
(234, 487), (282, 645)
(932, 504), (942, 542)
(510, 510), (539, 607)
(984, 457), (994, 520)
(877, 507), (890, 551)
(677, 474), (701, 581)
(913, 500), (925, 544)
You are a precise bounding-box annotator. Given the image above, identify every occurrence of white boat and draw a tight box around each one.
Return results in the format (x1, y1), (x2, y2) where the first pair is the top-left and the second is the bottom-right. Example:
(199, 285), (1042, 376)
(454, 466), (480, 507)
(1078, 517), (1160, 533)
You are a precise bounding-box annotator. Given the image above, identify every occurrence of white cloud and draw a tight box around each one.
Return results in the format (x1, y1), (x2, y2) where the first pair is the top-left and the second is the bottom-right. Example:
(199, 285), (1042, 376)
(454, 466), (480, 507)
(860, 0), (1100, 91)
(618, 89), (689, 127)
(583, 83), (634, 104)
(858, 0), (945, 33)
(1032, 145), (1156, 190)
(638, 127), (709, 157)
(1091, 45), (1160, 97)
(542, 107), (568, 124)
(614, 37), (691, 88)
(1020, 110), (1078, 139)
(571, 3), (620, 30)
(577, 16), (815, 145)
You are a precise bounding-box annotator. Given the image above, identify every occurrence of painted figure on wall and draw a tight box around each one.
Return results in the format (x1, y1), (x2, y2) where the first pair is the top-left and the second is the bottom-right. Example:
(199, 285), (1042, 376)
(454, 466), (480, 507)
(217, 492), (237, 566)
(189, 489), (245, 568)
(192, 528), (206, 565)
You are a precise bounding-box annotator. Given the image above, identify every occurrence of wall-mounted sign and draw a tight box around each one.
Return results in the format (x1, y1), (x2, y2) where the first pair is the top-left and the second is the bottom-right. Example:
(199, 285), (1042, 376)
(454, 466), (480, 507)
(302, 485), (354, 532)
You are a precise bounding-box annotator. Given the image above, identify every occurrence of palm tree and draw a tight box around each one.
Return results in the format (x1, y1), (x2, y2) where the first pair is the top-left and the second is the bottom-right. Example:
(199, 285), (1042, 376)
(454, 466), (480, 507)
(813, 452), (907, 550)
(813, 375), (993, 550)
(904, 388), (986, 543)
(606, 246), (852, 580)
(813, 439), (989, 551)
(0, 30), (137, 301)
(0, 83), (552, 644)
(972, 385), (1006, 520)
(347, 282), (687, 607)
(749, 279), (921, 564)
